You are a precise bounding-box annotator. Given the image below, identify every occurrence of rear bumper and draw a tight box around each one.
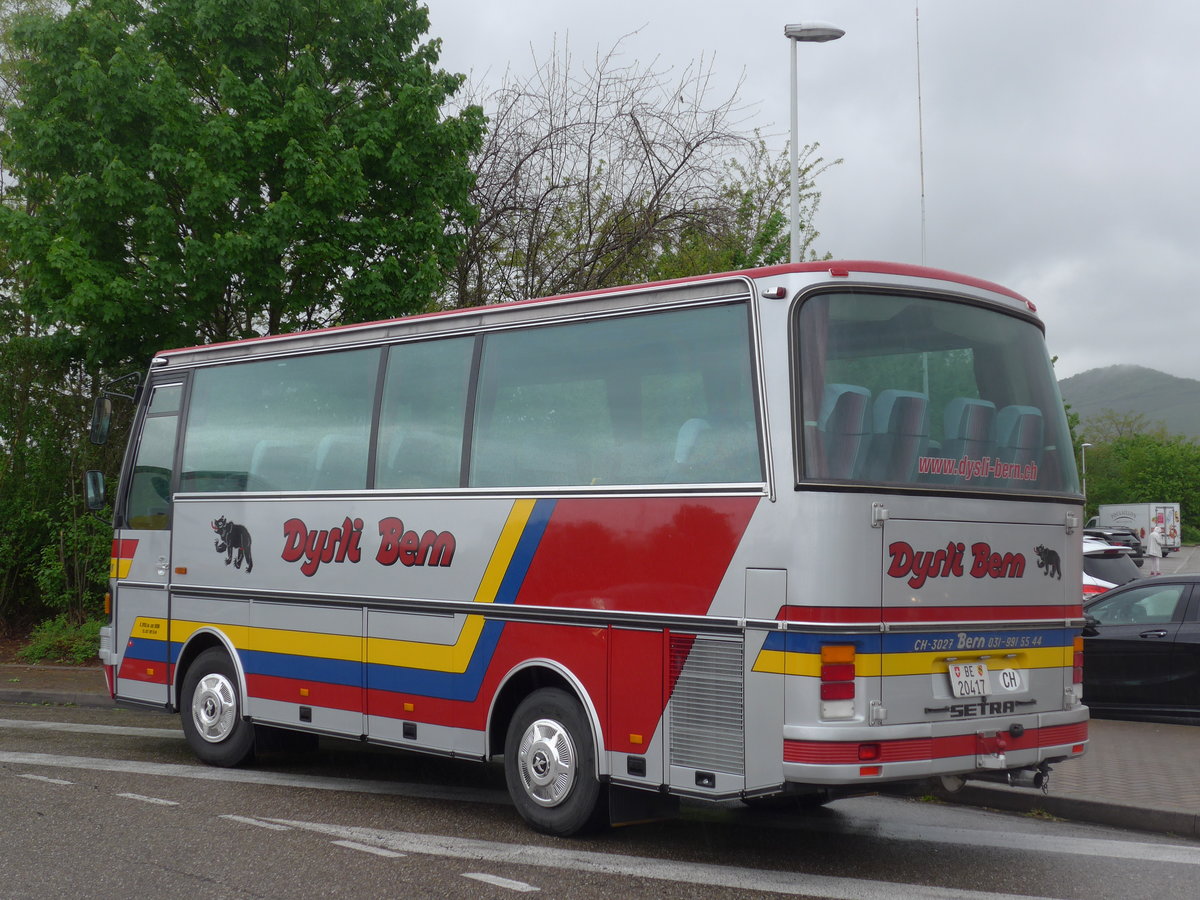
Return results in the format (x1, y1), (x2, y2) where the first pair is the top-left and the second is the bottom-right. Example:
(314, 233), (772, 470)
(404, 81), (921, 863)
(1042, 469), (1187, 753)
(781, 707), (1088, 785)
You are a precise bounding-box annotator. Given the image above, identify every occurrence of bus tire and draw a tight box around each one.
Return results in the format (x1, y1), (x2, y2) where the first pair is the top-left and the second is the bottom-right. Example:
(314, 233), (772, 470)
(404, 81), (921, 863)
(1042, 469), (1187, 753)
(180, 647), (256, 767)
(504, 687), (605, 836)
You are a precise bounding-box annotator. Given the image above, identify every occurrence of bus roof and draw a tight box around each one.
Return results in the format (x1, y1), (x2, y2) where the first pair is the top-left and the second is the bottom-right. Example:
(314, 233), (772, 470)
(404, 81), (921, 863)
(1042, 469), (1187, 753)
(154, 260), (1035, 362)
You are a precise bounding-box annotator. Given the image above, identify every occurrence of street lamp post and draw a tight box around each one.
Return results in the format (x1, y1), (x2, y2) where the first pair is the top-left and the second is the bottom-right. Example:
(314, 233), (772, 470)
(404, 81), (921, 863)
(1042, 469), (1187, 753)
(1081, 442), (1093, 507)
(785, 22), (844, 263)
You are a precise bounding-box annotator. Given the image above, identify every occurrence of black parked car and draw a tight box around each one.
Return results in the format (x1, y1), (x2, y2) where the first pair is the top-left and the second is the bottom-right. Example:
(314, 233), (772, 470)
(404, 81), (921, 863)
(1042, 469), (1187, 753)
(1082, 574), (1200, 719)
(1082, 525), (1144, 565)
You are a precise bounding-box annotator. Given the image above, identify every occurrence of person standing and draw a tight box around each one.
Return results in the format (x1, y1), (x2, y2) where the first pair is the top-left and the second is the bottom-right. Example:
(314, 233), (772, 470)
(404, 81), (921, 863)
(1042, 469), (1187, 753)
(1146, 525), (1165, 576)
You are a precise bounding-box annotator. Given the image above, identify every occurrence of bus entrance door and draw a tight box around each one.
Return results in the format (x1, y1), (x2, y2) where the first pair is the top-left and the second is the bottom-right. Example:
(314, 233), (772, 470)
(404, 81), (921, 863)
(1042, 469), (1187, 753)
(107, 528), (173, 707)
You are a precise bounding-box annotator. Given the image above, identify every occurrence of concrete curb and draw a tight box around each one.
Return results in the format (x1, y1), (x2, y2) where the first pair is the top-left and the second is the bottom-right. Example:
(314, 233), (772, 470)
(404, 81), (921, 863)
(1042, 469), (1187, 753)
(0, 688), (115, 709)
(930, 784), (1200, 841)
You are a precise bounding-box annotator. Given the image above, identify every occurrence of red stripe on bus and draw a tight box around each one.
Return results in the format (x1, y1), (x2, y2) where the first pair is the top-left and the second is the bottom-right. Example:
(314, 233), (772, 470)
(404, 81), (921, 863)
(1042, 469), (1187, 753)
(246, 674), (364, 713)
(116, 658), (170, 685)
(784, 721), (1087, 765)
(516, 497), (758, 615)
(111, 538), (139, 559)
(777, 604), (1082, 624)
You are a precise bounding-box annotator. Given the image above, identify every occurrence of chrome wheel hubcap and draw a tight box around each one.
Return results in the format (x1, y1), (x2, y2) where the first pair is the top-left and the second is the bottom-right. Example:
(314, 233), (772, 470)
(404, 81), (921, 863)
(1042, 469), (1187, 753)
(191, 672), (237, 743)
(516, 717), (576, 807)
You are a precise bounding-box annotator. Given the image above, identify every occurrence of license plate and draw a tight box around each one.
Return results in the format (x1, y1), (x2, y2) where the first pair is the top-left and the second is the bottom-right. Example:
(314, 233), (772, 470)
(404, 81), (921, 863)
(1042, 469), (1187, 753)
(949, 662), (990, 698)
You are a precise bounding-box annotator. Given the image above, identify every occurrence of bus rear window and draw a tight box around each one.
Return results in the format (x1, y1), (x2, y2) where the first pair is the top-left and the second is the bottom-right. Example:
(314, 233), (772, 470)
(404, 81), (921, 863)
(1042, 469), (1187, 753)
(796, 291), (1078, 494)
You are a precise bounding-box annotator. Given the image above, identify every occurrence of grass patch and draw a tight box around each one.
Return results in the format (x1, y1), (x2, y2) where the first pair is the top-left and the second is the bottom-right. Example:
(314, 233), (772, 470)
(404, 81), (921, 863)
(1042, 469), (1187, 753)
(1023, 808), (1065, 822)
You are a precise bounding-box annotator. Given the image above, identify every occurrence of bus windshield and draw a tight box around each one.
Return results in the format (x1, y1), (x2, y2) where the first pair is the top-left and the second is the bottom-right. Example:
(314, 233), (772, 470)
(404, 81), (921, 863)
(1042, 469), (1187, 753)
(797, 290), (1079, 494)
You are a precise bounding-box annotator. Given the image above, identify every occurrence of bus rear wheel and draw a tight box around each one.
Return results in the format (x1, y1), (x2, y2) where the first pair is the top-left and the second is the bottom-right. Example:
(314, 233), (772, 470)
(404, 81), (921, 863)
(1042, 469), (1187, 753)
(504, 687), (605, 836)
(180, 647), (255, 767)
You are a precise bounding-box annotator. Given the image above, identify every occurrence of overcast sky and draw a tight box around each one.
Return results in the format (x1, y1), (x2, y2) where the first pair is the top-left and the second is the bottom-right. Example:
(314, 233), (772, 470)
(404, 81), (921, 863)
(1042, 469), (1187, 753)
(428, 1), (1200, 382)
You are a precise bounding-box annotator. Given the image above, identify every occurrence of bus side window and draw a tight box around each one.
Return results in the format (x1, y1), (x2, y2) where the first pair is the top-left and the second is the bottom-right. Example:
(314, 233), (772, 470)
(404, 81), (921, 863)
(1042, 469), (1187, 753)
(182, 348), (378, 495)
(472, 304), (760, 489)
(124, 384), (182, 530)
(376, 337), (472, 490)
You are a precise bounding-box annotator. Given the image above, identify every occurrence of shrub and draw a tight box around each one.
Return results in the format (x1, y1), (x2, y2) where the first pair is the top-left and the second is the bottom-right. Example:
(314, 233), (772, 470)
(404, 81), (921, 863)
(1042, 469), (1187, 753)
(18, 616), (103, 665)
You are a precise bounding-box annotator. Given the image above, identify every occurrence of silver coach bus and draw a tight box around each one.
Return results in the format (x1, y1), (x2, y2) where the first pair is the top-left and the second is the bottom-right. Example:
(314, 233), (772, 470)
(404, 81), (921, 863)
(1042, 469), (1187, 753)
(89, 260), (1087, 835)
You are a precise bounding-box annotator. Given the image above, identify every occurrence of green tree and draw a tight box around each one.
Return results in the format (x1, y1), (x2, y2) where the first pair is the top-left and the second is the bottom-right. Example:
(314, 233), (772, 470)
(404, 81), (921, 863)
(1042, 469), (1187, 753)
(1079, 409), (1200, 541)
(0, 0), (485, 370)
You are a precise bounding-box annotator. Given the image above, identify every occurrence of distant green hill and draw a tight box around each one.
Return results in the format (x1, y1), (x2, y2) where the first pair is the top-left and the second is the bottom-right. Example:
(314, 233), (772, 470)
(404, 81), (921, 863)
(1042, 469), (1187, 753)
(1059, 365), (1200, 439)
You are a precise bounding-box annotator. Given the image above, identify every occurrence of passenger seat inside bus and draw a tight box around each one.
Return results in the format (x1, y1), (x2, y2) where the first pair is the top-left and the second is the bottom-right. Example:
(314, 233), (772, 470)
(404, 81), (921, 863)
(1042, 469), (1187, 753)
(866, 389), (929, 483)
(309, 434), (368, 490)
(816, 383), (872, 479)
(672, 417), (760, 483)
(247, 440), (312, 492)
(673, 418), (714, 482)
(993, 404), (1044, 476)
(383, 431), (461, 488)
(941, 397), (997, 481)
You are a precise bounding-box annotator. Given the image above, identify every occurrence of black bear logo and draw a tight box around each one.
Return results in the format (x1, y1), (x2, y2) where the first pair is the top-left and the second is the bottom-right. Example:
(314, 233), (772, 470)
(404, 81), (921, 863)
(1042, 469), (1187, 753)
(212, 516), (253, 573)
(1034, 544), (1061, 580)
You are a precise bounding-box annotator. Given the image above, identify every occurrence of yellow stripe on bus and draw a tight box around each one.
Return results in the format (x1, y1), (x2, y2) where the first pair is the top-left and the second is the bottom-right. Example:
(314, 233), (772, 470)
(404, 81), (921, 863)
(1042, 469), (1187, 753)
(162, 499), (538, 675)
(169, 620), (250, 649)
(752, 646), (1069, 677)
(882, 646), (1070, 676)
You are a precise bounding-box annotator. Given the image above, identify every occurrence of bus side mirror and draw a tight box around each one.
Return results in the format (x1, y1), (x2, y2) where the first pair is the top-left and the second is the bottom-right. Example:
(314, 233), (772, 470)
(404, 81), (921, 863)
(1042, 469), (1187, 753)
(90, 396), (113, 445)
(84, 470), (107, 511)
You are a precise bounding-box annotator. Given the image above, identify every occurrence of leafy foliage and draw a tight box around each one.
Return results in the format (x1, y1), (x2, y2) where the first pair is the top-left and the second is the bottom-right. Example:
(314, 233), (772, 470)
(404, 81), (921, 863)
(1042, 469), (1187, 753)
(18, 614), (103, 664)
(0, 0), (484, 369)
(1079, 426), (1200, 543)
(0, 0), (481, 640)
(33, 497), (113, 623)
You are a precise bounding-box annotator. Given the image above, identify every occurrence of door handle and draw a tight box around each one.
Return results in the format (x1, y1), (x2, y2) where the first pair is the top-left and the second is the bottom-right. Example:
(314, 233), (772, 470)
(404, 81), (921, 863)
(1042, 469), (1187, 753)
(1138, 630), (1168, 639)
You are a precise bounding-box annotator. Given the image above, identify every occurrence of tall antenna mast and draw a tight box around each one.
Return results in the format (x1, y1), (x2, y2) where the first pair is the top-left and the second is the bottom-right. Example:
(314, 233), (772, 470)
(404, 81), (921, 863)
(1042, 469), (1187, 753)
(915, 3), (927, 265)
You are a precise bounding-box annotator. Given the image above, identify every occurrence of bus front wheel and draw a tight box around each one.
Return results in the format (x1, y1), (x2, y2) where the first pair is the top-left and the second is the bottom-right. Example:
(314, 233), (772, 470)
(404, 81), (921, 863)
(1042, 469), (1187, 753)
(180, 647), (256, 767)
(504, 688), (605, 836)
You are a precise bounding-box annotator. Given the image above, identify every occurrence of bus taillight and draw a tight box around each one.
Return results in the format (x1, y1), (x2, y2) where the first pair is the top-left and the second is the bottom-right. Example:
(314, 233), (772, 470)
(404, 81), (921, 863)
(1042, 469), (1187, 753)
(820, 645), (857, 718)
(1072, 636), (1084, 684)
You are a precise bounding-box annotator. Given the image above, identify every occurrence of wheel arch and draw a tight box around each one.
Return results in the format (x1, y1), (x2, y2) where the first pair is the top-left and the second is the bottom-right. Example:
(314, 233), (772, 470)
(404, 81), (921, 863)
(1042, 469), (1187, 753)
(486, 660), (607, 776)
(172, 627), (246, 713)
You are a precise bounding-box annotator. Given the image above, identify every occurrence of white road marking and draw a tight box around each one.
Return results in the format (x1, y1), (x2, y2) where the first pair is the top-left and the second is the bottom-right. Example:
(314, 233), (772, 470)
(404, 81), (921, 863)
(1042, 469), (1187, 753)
(219, 814), (293, 831)
(332, 839), (406, 858)
(0, 750), (509, 804)
(259, 817), (1055, 900)
(18, 773), (73, 785)
(4, 744), (1199, 870)
(117, 792), (178, 806)
(0, 718), (183, 739)
(462, 872), (540, 892)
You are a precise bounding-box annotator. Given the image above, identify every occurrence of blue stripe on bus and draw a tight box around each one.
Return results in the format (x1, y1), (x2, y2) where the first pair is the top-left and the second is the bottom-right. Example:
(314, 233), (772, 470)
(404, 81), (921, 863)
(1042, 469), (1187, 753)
(759, 627), (1074, 655)
(232, 498), (557, 702)
(125, 637), (171, 663)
